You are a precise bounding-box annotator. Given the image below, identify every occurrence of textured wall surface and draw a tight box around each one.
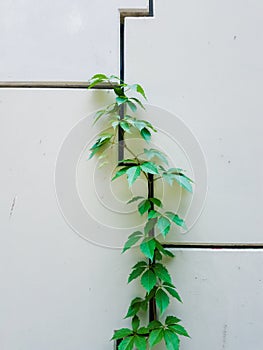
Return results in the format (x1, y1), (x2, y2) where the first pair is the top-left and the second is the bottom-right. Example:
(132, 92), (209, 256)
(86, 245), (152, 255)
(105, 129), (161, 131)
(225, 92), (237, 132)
(1, 1), (263, 349)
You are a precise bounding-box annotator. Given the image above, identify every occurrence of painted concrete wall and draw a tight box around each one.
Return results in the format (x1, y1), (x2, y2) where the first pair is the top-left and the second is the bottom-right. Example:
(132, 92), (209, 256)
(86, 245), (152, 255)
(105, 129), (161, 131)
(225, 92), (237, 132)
(0, 1), (263, 349)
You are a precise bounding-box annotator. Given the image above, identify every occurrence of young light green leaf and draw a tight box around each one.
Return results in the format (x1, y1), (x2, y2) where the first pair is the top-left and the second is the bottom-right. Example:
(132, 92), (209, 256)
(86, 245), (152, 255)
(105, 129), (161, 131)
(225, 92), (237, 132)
(132, 315), (140, 331)
(141, 269), (157, 293)
(127, 100), (137, 113)
(111, 328), (133, 340)
(164, 330), (180, 350)
(122, 231), (143, 253)
(120, 121), (132, 133)
(119, 336), (135, 350)
(168, 324), (190, 338)
(157, 216), (171, 237)
(149, 328), (164, 348)
(136, 84), (147, 100)
(173, 174), (193, 193)
(154, 263), (172, 283)
(138, 199), (151, 215)
(116, 96), (128, 106)
(90, 73), (108, 80)
(126, 166), (141, 187)
(134, 335), (147, 350)
(156, 289), (170, 315)
(144, 218), (157, 235)
(140, 162), (159, 175)
(140, 238), (156, 261)
(140, 128), (151, 143)
(112, 167), (130, 181)
(144, 148), (169, 165)
(165, 212), (187, 230)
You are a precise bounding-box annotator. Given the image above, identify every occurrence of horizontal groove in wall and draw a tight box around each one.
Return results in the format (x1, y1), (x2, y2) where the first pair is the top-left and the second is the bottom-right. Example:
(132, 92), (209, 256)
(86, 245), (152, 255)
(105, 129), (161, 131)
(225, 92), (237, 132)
(0, 82), (116, 89)
(163, 243), (263, 250)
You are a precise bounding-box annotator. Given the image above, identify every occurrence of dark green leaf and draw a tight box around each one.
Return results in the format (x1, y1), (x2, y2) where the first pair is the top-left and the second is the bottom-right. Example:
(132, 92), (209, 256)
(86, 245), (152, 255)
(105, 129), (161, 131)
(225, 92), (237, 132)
(140, 128), (151, 142)
(156, 289), (169, 315)
(125, 298), (143, 318)
(132, 261), (148, 269)
(168, 324), (190, 338)
(165, 316), (181, 325)
(128, 265), (147, 283)
(119, 336), (135, 350)
(126, 166), (141, 187)
(149, 328), (164, 348)
(157, 216), (171, 237)
(132, 316), (140, 331)
(148, 320), (163, 330)
(140, 238), (156, 261)
(112, 167), (130, 181)
(138, 199), (151, 215)
(165, 212), (187, 230)
(122, 231), (143, 253)
(130, 97), (145, 109)
(154, 263), (172, 283)
(164, 330), (180, 350)
(137, 327), (149, 335)
(148, 210), (161, 220)
(141, 269), (156, 293)
(140, 162), (159, 175)
(149, 197), (163, 207)
(112, 328), (133, 340)
(114, 86), (125, 97)
(164, 287), (182, 303)
(155, 240), (175, 258)
(134, 335), (147, 350)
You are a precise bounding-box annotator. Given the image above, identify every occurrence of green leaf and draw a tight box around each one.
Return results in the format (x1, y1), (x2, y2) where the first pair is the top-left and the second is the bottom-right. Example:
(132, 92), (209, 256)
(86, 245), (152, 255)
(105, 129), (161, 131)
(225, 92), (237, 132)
(165, 316), (181, 325)
(140, 238), (156, 261)
(119, 336), (135, 350)
(130, 97), (145, 110)
(132, 315), (140, 331)
(116, 96), (128, 106)
(155, 240), (175, 258)
(164, 286), (182, 303)
(125, 298), (143, 318)
(132, 261), (148, 269)
(88, 78), (104, 89)
(112, 328), (133, 340)
(168, 324), (190, 338)
(137, 327), (149, 335)
(120, 121), (132, 133)
(148, 210), (161, 219)
(127, 196), (144, 204)
(138, 199), (151, 215)
(90, 73), (108, 80)
(93, 109), (106, 124)
(148, 320), (163, 330)
(140, 128), (151, 142)
(173, 174), (193, 193)
(144, 148), (169, 165)
(149, 328), (164, 348)
(89, 133), (113, 158)
(156, 289), (169, 315)
(149, 197), (163, 207)
(122, 231), (143, 253)
(164, 330), (180, 350)
(141, 269), (157, 293)
(157, 216), (171, 237)
(127, 100), (137, 113)
(112, 167), (130, 181)
(165, 212), (187, 230)
(134, 335), (147, 350)
(140, 162), (159, 175)
(154, 263), (172, 283)
(128, 265), (147, 283)
(136, 84), (147, 100)
(126, 166), (141, 187)
(144, 218), (157, 235)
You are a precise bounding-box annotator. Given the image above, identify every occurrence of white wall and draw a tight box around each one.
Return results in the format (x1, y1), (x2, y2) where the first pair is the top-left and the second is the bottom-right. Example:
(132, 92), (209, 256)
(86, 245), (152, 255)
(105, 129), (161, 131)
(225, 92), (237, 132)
(1, 1), (263, 349)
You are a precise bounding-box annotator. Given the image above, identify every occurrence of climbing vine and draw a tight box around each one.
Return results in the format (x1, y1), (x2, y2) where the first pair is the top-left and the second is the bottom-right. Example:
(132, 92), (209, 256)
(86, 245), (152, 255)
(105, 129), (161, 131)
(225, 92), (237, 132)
(88, 74), (192, 350)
